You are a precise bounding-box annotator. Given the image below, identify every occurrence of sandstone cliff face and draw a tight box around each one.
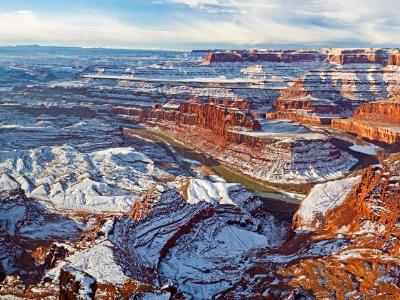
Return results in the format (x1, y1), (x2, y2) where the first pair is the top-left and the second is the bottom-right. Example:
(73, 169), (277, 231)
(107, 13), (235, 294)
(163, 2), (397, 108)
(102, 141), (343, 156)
(324, 49), (388, 65)
(267, 78), (343, 125)
(333, 119), (400, 144)
(332, 101), (400, 144)
(353, 100), (400, 123)
(115, 98), (261, 141)
(267, 111), (333, 125)
(323, 153), (400, 238)
(177, 99), (261, 136)
(388, 50), (400, 66)
(273, 98), (341, 114)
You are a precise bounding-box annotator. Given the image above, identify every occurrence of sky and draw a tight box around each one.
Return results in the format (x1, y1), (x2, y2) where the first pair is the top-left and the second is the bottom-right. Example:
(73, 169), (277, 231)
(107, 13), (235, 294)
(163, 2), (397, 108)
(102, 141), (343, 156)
(1, 0), (400, 50)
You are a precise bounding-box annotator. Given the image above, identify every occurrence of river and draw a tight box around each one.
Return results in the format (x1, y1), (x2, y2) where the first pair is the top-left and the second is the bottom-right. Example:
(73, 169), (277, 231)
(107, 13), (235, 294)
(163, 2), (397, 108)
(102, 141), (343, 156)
(123, 126), (303, 217)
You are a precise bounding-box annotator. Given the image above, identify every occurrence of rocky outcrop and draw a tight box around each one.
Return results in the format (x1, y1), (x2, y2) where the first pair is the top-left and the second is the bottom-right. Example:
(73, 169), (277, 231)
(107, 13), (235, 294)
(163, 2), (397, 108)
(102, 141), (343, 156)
(59, 266), (97, 300)
(333, 118), (400, 144)
(273, 98), (342, 115)
(219, 153), (400, 299)
(266, 77), (344, 126)
(323, 154), (400, 237)
(332, 100), (400, 144)
(353, 100), (400, 123)
(111, 182), (291, 299)
(284, 154), (400, 299)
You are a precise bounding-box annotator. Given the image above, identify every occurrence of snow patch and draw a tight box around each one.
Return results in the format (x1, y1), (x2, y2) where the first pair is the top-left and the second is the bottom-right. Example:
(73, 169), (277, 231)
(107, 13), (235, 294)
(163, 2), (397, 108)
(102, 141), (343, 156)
(186, 179), (242, 206)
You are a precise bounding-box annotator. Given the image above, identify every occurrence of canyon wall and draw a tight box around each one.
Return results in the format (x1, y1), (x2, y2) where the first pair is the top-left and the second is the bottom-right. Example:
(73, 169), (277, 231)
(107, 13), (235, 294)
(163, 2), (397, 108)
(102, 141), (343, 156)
(115, 98), (261, 141)
(203, 52), (243, 64)
(323, 48), (388, 65)
(266, 78), (344, 126)
(388, 50), (400, 66)
(352, 100), (400, 123)
(267, 111), (333, 126)
(332, 100), (400, 144)
(203, 50), (322, 65)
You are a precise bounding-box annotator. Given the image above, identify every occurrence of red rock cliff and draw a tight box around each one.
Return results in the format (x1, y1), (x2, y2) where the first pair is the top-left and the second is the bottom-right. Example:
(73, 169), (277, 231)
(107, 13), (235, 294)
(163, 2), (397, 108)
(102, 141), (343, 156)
(266, 78), (342, 125)
(332, 100), (400, 144)
(203, 50), (322, 64)
(115, 98), (261, 140)
(353, 100), (400, 123)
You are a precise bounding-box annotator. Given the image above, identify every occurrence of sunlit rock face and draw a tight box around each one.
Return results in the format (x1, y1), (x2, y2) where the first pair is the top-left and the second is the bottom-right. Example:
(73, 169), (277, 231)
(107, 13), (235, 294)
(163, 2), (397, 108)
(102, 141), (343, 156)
(333, 100), (400, 144)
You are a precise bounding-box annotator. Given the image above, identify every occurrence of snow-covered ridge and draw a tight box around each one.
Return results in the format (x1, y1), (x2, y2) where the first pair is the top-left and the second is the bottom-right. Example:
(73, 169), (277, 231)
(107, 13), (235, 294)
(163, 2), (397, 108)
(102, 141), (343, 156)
(293, 176), (361, 232)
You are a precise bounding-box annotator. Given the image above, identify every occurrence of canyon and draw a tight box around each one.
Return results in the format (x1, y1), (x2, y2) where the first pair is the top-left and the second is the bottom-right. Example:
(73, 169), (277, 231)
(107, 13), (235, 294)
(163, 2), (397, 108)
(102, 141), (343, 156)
(1, 46), (400, 299)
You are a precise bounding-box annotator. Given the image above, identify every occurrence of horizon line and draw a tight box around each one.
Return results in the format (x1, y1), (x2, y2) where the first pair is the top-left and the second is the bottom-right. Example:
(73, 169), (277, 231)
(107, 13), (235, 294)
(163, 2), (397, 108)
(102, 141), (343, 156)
(1, 44), (400, 53)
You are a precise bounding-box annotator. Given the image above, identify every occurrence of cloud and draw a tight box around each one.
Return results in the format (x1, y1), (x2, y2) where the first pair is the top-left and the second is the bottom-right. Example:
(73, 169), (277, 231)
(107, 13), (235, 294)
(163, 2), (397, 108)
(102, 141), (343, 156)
(1, 0), (400, 49)
(162, 0), (400, 45)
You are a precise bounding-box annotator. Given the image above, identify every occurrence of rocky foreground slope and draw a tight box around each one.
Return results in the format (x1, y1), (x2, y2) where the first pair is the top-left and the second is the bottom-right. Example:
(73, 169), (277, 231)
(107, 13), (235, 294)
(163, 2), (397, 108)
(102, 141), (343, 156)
(2, 152), (400, 299)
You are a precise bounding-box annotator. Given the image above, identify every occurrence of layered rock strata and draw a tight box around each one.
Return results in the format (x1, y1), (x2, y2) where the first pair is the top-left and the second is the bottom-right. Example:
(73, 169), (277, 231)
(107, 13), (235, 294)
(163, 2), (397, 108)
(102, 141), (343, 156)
(332, 100), (400, 144)
(115, 97), (261, 140)
(203, 49), (322, 65)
